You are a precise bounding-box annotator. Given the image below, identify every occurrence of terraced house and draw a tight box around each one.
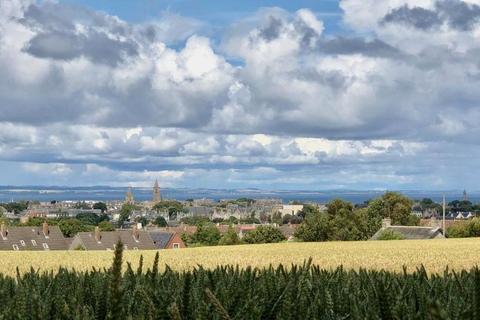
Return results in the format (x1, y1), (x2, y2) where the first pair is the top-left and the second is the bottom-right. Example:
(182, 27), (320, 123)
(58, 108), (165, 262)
(69, 226), (186, 250)
(0, 222), (69, 251)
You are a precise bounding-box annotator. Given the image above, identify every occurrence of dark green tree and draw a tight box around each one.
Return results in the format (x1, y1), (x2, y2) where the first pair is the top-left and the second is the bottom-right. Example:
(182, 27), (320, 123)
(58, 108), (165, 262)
(154, 216), (168, 227)
(242, 225), (285, 244)
(93, 202), (108, 213)
(188, 224), (221, 246)
(218, 226), (240, 245)
(367, 192), (419, 226)
(118, 203), (135, 227)
(58, 219), (90, 237)
(98, 220), (115, 231)
(294, 212), (332, 242)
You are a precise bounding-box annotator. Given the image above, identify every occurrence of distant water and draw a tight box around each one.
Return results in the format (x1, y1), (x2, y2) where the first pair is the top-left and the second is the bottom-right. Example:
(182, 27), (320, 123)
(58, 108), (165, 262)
(0, 186), (476, 204)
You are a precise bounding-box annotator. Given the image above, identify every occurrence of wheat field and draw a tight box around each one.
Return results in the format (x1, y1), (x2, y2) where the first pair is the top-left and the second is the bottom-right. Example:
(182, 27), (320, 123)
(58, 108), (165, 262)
(1, 238), (479, 276)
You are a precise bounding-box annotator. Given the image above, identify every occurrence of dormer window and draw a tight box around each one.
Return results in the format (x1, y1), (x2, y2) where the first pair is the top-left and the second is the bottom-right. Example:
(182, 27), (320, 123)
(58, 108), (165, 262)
(31, 240), (37, 246)
(12, 244), (19, 251)
(20, 240), (25, 247)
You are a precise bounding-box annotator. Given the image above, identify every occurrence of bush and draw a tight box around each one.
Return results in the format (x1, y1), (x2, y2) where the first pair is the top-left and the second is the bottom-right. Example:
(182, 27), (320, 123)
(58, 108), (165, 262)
(98, 221), (115, 231)
(154, 216), (168, 227)
(448, 218), (480, 238)
(294, 212), (332, 241)
(58, 219), (91, 238)
(376, 229), (405, 240)
(239, 217), (261, 224)
(180, 216), (210, 226)
(218, 226), (240, 245)
(282, 214), (292, 225)
(243, 226), (285, 244)
(187, 224), (221, 246)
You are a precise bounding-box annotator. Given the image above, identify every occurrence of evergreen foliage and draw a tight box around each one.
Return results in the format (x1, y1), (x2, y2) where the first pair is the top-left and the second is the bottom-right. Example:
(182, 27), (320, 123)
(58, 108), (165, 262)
(376, 229), (405, 240)
(242, 225), (285, 244)
(218, 226), (240, 245)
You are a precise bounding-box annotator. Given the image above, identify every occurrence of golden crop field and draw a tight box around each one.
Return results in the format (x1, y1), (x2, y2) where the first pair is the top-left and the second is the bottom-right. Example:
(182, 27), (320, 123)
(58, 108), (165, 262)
(1, 238), (480, 276)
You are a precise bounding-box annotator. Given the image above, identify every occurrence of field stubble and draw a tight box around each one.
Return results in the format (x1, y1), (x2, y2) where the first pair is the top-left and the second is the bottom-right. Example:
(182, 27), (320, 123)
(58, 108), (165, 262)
(2, 238), (479, 276)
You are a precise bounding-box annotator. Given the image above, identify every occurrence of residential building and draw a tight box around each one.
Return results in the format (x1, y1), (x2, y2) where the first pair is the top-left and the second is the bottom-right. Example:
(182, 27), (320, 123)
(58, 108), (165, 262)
(0, 222), (69, 251)
(279, 205), (304, 216)
(371, 219), (444, 240)
(149, 231), (185, 249)
(69, 226), (156, 250)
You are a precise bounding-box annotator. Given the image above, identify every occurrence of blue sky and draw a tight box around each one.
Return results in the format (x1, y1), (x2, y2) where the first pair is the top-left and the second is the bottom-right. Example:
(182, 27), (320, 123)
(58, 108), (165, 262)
(1, 0), (480, 190)
(62, 0), (342, 26)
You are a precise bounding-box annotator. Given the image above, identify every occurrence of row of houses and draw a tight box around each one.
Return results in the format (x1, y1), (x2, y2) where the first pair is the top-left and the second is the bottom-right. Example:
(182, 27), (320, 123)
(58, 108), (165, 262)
(0, 222), (185, 251)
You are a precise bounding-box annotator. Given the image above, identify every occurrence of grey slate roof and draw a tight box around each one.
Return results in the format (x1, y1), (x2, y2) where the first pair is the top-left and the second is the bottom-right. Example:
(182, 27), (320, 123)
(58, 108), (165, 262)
(149, 232), (174, 249)
(371, 226), (445, 240)
(71, 230), (156, 250)
(0, 225), (68, 250)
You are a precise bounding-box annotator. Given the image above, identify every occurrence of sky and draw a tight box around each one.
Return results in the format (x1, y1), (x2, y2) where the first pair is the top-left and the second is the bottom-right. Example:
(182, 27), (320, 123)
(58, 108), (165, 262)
(0, 0), (480, 190)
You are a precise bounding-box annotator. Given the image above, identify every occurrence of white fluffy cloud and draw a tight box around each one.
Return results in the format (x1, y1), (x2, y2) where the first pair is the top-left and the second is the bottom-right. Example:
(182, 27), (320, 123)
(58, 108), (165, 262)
(1, 0), (480, 189)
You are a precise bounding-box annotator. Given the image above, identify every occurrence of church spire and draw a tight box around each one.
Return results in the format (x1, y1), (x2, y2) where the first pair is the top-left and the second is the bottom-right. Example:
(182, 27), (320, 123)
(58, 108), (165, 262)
(153, 179), (161, 202)
(125, 186), (134, 204)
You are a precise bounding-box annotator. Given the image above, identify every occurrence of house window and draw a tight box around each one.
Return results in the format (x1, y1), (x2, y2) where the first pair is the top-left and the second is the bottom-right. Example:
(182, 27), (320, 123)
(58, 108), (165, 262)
(173, 243), (180, 249)
(12, 244), (19, 251)
(31, 240), (37, 246)
(42, 243), (49, 250)
(133, 247), (138, 250)
(20, 240), (25, 247)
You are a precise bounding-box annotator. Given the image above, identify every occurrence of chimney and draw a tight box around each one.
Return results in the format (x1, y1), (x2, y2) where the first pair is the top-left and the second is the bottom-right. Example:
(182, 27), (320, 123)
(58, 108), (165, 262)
(1, 223), (7, 239)
(132, 224), (140, 241)
(95, 226), (101, 242)
(42, 221), (49, 237)
(382, 218), (391, 228)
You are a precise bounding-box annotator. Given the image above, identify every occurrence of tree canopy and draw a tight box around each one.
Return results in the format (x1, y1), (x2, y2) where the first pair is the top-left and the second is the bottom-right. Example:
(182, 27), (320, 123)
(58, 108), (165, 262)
(243, 225), (285, 244)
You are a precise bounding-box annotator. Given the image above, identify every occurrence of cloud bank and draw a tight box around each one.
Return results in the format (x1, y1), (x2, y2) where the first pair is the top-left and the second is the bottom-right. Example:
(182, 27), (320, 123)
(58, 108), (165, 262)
(0, 0), (479, 189)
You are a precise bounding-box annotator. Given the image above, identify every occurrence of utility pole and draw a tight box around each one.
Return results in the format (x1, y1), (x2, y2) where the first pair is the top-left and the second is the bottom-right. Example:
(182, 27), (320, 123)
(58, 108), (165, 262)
(442, 194), (446, 236)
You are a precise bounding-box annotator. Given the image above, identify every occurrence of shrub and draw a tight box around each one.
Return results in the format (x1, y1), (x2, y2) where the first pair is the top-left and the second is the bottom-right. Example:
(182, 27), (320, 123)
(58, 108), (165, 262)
(180, 216), (210, 226)
(448, 218), (480, 238)
(58, 219), (91, 237)
(242, 225), (285, 244)
(154, 216), (168, 227)
(294, 212), (332, 241)
(376, 229), (405, 240)
(98, 221), (115, 231)
(187, 224), (221, 246)
(218, 226), (240, 245)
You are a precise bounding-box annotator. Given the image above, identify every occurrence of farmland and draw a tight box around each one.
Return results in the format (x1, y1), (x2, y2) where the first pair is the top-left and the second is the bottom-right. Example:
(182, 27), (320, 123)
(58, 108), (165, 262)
(2, 238), (480, 276)
(1, 239), (480, 319)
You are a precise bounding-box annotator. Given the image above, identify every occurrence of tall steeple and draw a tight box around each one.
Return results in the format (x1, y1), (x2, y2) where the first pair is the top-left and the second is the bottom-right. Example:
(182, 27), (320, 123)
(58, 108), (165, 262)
(153, 179), (161, 202)
(463, 189), (468, 201)
(125, 186), (134, 204)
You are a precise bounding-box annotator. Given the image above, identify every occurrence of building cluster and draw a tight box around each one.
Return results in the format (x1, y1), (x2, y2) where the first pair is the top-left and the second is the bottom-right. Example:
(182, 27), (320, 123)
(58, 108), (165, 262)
(2, 182), (478, 249)
(0, 221), (185, 251)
